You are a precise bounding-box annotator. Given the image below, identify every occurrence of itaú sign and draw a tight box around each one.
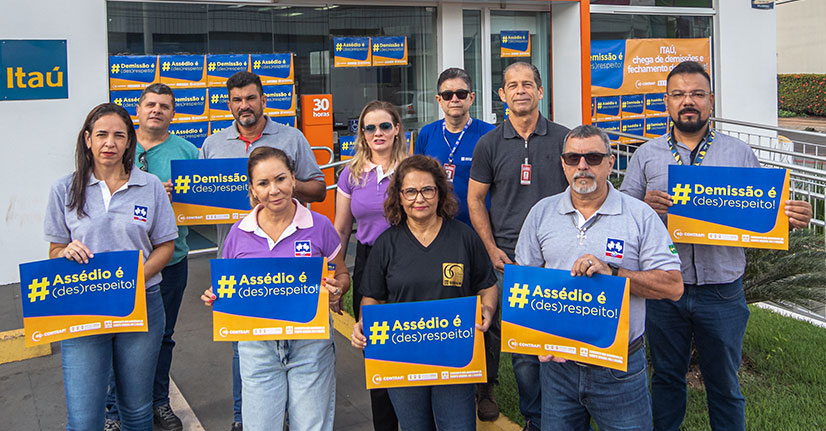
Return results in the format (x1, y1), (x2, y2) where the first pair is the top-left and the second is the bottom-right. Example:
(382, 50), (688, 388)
(1, 40), (68, 101)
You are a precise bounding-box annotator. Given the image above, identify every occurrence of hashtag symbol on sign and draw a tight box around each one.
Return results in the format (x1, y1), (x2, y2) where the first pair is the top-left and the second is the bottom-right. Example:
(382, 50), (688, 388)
(111, 64), (120, 74)
(208, 62), (216, 72)
(211, 94), (219, 104)
(368, 321), (390, 345)
(253, 60), (261, 69)
(174, 176), (191, 194)
(162, 62), (170, 72)
(508, 283), (530, 309)
(28, 277), (50, 303)
(671, 184), (692, 205)
(217, 275), (237, 298)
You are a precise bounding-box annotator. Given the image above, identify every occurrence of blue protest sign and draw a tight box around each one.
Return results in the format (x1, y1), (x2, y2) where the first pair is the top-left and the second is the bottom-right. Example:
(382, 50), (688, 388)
(171, 158), (250, 225)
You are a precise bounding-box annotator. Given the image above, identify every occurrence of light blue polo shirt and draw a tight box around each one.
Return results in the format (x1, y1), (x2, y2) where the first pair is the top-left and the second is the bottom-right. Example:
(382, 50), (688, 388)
(44, 169), (179, 287)
(621, 131), (761, 285)
(200, 117), (325, 257)
(515, 183), (681, 341)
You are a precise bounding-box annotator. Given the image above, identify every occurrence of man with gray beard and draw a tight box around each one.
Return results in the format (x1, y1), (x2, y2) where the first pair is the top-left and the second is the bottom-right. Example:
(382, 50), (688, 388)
(515, 124), (683, 430)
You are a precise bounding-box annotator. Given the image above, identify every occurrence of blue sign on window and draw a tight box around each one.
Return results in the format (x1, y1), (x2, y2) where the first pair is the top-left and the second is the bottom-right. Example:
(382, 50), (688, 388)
(1, 40), (68, 101)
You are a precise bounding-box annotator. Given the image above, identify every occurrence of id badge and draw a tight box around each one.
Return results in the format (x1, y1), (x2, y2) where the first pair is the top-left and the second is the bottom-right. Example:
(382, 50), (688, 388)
(444, 163), (456, 182)
(520, 163), (532, 185)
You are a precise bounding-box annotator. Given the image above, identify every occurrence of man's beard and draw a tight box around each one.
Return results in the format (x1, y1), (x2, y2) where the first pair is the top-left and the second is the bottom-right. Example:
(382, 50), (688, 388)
(672, 108), (708, 134)
(572, 172), (598, 194)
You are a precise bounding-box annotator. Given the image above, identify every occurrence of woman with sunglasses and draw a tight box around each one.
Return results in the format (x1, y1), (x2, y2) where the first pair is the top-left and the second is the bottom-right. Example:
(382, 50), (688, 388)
(44, 103), (177, 430)
(350, 155), (498, 431)
(334, 100), (408, 430)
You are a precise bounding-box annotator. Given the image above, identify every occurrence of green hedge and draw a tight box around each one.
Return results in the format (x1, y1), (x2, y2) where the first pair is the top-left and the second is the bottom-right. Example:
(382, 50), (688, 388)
(778, 74), (826, 117)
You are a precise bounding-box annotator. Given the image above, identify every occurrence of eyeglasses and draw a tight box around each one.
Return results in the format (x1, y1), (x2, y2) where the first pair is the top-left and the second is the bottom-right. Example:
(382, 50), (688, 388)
(666, 90), (710, 101)
(401, 186), (437, 201)
(364, 122), (394, 134)
(561, 152), (610, 166)
(438, 89), (470, 100)
(138, 152), (148, 172)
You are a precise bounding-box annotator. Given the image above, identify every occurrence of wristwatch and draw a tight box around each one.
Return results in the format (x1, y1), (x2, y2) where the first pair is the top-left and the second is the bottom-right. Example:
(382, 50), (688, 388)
(607, 263), (620, 276)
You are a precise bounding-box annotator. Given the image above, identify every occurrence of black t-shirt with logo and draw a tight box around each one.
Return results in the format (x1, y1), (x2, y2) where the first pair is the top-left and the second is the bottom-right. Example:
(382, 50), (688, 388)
(360, 218), (498, 304)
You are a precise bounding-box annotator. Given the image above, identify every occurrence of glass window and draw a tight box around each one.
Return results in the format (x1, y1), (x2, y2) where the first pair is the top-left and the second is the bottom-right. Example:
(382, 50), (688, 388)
(591, 13), (712, 40)
(107, 2), (437, 134)
(489, 10), (552, 122)
(590, 0), (712, 7)
(463, 10), (483, 121)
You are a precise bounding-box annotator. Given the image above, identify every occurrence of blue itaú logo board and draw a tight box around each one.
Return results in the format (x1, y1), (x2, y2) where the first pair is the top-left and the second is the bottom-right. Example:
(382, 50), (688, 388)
(1, 40), (68, 101)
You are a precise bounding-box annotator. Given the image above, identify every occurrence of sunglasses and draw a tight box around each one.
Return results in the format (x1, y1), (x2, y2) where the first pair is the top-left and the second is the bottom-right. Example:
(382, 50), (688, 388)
(138, 152), (148, 172)
(561, 152), (610, 166)
(364, 122), (394, 134)
(438, 89), (470, 100)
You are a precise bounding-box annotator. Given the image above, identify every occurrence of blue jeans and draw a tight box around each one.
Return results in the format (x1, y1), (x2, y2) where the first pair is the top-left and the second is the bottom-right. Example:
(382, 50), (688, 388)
(233, 340), (242, 423)
(513, 353), (542, 430)
(387, 383), (475, 431)
(107, 259), (189, 418)
(647, 278), (748, 431)
(62, 285), (164, 431)
(238, 337), (336, 431)
(540, 347), (651, 431)
(498, 271), (541, 430)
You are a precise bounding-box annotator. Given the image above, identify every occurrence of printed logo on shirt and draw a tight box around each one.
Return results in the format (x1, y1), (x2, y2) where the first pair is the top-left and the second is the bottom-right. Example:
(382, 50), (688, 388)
(133, 206), (148, 223)
(669, 244), (678, 254)
(294, 240), (312, 257)
(605, 238), (624, 259)
(442, 263), (464, 287)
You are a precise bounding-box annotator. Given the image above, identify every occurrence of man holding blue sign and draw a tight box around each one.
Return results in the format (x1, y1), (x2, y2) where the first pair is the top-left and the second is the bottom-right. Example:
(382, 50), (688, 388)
(516, 125), (683, 430)
(621, 61), (812, 431)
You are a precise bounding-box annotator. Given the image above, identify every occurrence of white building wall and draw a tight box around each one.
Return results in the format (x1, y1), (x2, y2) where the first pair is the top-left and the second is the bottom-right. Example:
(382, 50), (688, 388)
(551, 1), (584, 129)
(777, 1), (826, 74)
(1, 0), (109, 284)
(714, 1), (777, 126)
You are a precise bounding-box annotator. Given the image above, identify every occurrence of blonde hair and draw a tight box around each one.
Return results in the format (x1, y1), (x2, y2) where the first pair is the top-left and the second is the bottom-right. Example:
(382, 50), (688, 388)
(347, 101), (408, 187)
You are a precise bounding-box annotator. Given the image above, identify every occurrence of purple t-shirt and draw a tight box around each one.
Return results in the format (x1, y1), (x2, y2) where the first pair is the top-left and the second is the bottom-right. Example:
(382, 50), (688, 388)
(337, 163), (393, 246)
(223, 200), (341, 260)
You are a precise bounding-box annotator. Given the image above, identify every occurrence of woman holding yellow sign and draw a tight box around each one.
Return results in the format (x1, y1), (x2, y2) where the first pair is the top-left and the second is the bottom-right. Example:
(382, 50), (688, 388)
(44, 103), (178, 430)
(351, 155), (498, 430)
(201, 147), (350, 431)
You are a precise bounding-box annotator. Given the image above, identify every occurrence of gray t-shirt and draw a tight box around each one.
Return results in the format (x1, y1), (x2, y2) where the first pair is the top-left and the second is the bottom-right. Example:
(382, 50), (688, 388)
(469, 114), (569, 259)
(44, 169), (179, 288)
(515, 183), (681, 341)
(200, 116), (325, 256)
(620, 130), (760, 285)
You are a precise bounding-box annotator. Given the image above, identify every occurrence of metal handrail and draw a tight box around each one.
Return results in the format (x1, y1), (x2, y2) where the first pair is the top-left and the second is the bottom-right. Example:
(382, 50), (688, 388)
(711, 116), (826, 140)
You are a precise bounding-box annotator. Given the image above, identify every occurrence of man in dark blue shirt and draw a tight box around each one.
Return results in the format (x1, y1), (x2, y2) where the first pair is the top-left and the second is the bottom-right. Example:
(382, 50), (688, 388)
(415, 68), (495, 227)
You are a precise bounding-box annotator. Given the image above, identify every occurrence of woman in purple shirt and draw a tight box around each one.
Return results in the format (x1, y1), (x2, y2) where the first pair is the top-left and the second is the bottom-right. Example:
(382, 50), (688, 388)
(334, 100), (408, 431)
(202, 147), (350, 431)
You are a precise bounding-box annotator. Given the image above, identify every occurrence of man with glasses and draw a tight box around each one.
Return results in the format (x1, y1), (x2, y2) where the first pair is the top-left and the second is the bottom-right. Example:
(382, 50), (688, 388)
(621, 61), (812, 431)
(105, 83), (199, 431)
(467, 62), (569, 431)
(516, 124), (683, 430)
(414, 67), (498, 421)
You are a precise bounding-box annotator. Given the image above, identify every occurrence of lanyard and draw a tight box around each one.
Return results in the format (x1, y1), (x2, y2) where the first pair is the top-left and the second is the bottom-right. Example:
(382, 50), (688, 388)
(442, 118), (471, 164)
(667, 128), (715, 166)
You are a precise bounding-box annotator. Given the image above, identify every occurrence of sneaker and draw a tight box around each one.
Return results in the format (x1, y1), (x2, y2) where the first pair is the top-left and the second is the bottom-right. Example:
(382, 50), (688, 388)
(104, 418), (121, 431)
(476, 382), (500, 421)
(153, 404), (183, 431)
(230, 422), (243, 431)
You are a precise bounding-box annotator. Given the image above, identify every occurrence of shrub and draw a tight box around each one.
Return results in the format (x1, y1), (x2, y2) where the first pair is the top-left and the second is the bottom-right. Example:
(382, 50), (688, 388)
(778, 74), (826, 117)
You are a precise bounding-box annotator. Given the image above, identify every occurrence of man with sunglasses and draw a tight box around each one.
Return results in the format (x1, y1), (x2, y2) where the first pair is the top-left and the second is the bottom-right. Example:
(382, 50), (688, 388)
(468, 62), (570, 431)
(516, 124), (683, 430)
(621, 61), (812, 431)
(414, 68), (495, 227)
(105, 83), (199, 431)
